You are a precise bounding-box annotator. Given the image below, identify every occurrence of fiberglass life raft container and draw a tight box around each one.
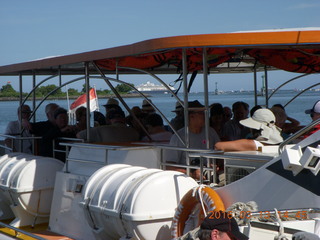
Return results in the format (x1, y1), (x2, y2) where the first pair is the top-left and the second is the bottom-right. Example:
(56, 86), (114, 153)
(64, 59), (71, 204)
(0, 153), (64, 227)
(80, 164), (198, 240)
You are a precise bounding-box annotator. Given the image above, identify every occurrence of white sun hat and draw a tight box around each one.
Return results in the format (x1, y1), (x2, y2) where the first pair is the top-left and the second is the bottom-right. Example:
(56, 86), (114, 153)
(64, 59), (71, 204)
(240, 108), (283, 144)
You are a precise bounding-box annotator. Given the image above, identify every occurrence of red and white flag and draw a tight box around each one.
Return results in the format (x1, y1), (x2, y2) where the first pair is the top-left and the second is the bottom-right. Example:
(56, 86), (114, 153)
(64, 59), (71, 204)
(69, 88), (98, 113)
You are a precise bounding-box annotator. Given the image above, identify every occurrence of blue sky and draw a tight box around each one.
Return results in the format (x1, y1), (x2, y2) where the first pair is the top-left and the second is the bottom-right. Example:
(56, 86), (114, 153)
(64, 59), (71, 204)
(1, 0), (320, 92)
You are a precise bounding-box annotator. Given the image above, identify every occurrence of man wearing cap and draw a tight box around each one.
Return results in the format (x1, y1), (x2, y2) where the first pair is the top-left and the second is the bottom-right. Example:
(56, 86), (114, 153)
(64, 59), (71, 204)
(215, 108), (283, 151)
(198, 211), (248, 240)
(303, 100), (320, 139)
(4, 104), (33, 153)
(164, 100), (220, 178)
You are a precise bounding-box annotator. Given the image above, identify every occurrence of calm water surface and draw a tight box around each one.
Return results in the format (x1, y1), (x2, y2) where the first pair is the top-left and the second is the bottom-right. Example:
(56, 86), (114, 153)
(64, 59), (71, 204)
(0, 90), (318, 137)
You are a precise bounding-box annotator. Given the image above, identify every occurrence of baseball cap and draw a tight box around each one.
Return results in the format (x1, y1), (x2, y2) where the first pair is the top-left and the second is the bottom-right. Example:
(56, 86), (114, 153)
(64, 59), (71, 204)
(305, 100), (320, 114)
(200, 211), (248, 240)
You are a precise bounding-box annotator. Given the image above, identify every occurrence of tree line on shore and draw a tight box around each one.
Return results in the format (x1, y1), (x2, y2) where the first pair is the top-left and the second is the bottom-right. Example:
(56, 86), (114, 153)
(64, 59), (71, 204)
(0, 83), (134, 98)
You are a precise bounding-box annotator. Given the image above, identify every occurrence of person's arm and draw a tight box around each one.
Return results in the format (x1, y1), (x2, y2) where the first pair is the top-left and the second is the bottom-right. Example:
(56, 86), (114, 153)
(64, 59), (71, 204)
(165, 164), (187, 174)
(214, 139), (257, 152)
(282, 116), (301, 134)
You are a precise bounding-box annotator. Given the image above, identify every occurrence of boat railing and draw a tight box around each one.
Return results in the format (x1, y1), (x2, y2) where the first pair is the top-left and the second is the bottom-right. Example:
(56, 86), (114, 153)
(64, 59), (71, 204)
(60, 141), (272, 185)
(0, 134), (42, 155)
(60, 141), (158, 172)
(184, 151), (272, 185)
(53, 137), (84, 160)
(279, 117), (320, 153)
(0, 221), (47, 240)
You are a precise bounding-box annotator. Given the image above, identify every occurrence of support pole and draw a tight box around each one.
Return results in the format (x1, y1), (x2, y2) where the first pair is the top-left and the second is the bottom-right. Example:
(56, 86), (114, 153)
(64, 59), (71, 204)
(85, 62), (91, 141)
(203, 48), (210, 150)
(264, 66), (269, 107)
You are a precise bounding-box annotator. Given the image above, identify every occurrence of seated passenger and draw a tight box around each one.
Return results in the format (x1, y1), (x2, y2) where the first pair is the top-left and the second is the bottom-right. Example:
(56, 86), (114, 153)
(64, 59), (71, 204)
(222, 101), (250, 141)
(126, 106), (147, 139)
(74, 106), (87, 133)
(170, 101), (184, 132)
(93, 111), (106, 126)
(22, 103), (59, 155)
(164, 100), (220, 176)
(210, 103), (224, 139)
(222, 106), (232, 125)
(23, 103), (59, 136)
(271, 104), (300, 136)
(77, 108), (139, 143)
(41, 107), (77, 161)
(141, 99), (156, 114)
(302, 100), (320, 139)
(5, 104), (33, 153)
(141, 113), (172, 142)
(103, 98), (120, 125)
(215, 108), (283, 151)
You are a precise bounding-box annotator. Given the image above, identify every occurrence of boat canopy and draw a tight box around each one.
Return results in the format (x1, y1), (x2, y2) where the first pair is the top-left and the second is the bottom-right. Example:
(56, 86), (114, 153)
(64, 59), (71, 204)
(1, 28), (320, 76)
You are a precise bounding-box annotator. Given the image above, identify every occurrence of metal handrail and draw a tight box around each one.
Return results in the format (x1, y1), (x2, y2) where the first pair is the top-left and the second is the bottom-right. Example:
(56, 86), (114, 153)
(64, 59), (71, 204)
(0, 134), (42, 153)
(279, 118), (320, 153)
(0, 221), (47, 240)
(60, 141), (272, 185)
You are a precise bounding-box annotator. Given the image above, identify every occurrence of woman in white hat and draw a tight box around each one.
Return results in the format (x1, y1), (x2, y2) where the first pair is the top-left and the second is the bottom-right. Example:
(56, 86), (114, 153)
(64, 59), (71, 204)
(215, 108), (283, 151)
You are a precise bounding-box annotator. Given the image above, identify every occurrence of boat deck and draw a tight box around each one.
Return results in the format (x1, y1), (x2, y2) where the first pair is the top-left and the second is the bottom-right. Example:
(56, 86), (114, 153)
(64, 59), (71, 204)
(0, 222), (74, 240)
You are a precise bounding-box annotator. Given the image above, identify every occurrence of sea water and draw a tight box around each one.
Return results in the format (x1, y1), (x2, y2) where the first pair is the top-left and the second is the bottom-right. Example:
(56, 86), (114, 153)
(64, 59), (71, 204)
(0, 90), (318, 137)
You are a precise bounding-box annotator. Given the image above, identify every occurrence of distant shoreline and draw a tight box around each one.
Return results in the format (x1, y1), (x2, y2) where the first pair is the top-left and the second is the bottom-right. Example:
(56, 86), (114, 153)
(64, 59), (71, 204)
(0, 93), (150, 101)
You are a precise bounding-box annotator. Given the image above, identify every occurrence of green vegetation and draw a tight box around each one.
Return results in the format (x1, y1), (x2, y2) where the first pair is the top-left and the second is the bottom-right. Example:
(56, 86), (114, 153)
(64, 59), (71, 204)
(0, 82), (134, 99)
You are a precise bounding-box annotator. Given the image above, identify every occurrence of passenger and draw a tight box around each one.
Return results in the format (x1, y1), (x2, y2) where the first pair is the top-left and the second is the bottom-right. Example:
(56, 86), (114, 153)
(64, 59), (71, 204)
(222, 101), (250, 141)
(41, 107), (76, 161)
(103, 98), (120, 125)
(93, 111), (106, 126)
(141, 113), (172, 142)
(197, 211), (248, 240)
(271, 104), (300, 135)
(23, 103), (59, 136)
(4, 104), (33, 153)
(164, 100), (220, 178)
(302, 100), (320, 138)
(74, 106), (87, 132)
(222, 106), (232, 124)
(77, 108), (139, 142)
(250, 105), (262, 117)
(215, 108), (283, 151)
(210, 103), (224, 139)
(126, 106), (147, 139)
(141, 99), (155, 114)
(170, 101), (184, 132)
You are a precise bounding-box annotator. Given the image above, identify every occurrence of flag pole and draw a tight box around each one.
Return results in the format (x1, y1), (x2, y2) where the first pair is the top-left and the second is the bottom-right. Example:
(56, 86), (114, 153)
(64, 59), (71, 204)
(93, 85), (99, 112)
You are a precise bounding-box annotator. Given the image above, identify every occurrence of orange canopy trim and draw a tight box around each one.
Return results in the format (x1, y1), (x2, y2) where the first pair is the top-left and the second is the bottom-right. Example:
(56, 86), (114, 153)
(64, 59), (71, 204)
(95, 48), (237, 72)
(247, 49), (320, 73)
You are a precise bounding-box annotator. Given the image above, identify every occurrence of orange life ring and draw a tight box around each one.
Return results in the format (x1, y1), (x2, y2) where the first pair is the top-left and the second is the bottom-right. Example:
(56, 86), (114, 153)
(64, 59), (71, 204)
(171, 186), (225, 239)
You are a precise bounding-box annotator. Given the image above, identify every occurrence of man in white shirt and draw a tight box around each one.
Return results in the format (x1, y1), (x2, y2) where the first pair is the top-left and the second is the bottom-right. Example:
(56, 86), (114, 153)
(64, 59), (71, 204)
(164, 100), (220, 176)
(5, 104), (33, 153)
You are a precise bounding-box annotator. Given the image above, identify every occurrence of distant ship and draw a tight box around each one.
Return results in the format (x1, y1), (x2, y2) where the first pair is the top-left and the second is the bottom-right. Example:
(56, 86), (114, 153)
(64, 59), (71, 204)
(134, 81), (175, 94)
